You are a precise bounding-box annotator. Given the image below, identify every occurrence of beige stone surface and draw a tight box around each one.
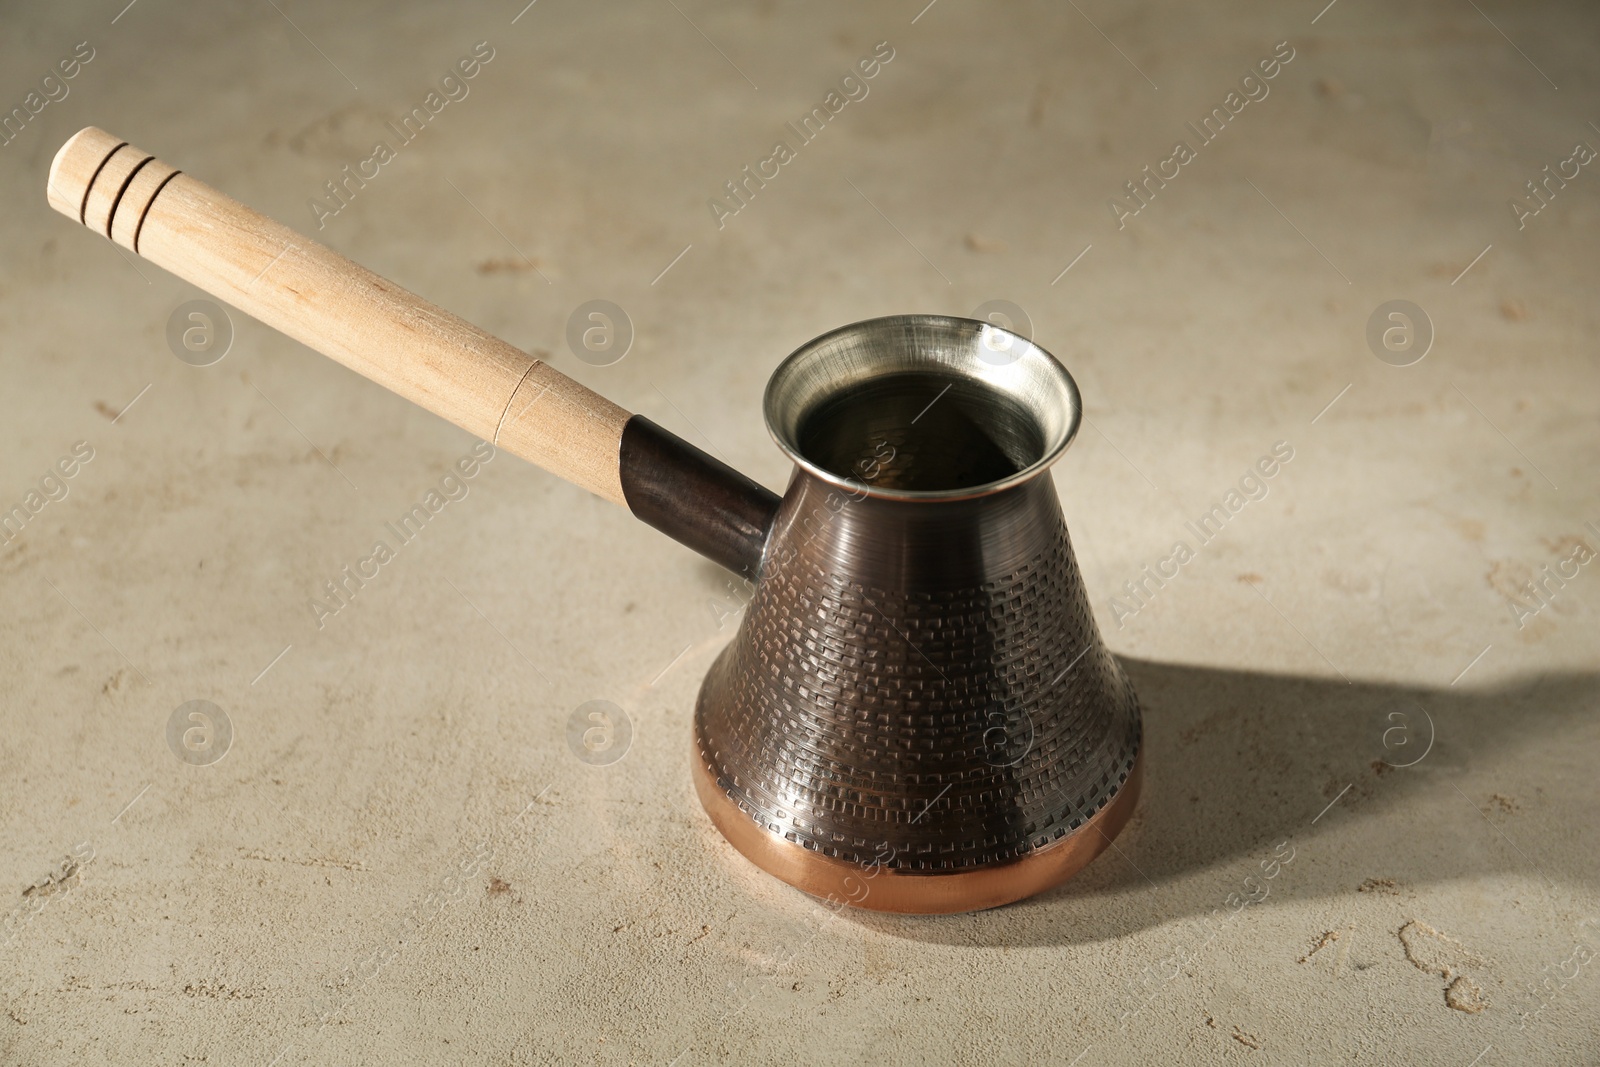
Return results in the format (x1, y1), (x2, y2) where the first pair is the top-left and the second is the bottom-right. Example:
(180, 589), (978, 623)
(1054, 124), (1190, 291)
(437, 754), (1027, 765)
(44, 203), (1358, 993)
(2, 1), (1597, 1063)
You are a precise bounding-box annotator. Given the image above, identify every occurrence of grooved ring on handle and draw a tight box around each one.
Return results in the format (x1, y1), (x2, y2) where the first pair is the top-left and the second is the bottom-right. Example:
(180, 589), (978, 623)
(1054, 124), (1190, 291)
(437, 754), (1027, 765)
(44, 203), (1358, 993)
(48, 127), (182, 253)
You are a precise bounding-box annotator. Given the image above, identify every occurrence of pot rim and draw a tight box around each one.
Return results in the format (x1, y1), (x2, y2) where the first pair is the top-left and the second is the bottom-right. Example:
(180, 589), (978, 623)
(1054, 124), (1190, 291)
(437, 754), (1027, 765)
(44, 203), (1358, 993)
(763, 314), (1083, 502)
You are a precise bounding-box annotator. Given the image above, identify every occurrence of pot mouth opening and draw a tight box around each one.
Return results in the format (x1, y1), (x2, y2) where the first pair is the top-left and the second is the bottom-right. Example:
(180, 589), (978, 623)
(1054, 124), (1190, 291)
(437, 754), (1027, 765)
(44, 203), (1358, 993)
(764, 315), (1082, 501)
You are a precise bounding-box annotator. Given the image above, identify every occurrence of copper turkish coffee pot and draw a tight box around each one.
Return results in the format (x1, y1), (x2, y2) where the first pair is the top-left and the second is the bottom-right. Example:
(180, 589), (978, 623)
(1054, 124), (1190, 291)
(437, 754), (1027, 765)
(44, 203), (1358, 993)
(48, 127), (1141, 913)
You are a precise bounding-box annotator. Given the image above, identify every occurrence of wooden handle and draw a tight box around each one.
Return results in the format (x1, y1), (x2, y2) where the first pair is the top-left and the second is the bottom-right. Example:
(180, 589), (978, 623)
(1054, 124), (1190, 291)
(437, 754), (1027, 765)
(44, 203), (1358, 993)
(47, 126), (629, 505)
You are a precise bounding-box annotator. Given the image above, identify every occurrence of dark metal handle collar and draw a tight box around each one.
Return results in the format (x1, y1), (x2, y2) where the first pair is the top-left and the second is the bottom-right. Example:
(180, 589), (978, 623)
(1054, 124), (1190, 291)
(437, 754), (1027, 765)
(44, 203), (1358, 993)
(618, 415), (779, 577)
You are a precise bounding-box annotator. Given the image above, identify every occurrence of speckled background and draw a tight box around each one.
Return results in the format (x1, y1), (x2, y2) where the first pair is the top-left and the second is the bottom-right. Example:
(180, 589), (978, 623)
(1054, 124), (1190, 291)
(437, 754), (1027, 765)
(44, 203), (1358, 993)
(1, 1), (1597, 1063)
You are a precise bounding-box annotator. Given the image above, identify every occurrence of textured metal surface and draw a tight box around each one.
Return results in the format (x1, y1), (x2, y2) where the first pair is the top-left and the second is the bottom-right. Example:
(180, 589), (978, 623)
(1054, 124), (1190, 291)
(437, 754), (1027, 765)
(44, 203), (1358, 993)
(694, 316), (1142, 903)
(696, 471), (1141, 875)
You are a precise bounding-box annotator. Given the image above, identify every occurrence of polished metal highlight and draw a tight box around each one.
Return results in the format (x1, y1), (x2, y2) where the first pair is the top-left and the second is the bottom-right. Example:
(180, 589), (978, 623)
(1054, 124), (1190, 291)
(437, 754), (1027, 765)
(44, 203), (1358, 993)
(694, 315), (1143, 914)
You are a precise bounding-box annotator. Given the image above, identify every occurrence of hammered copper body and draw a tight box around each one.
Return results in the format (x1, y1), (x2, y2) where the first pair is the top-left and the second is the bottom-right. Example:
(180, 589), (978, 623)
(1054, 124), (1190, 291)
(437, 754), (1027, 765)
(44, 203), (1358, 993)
(693, 316), (1143, 914)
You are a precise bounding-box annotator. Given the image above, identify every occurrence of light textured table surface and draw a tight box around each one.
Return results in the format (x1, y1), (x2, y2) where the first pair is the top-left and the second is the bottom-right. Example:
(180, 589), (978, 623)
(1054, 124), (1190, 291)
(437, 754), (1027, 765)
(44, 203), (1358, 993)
(2, 1), (1597, 1063)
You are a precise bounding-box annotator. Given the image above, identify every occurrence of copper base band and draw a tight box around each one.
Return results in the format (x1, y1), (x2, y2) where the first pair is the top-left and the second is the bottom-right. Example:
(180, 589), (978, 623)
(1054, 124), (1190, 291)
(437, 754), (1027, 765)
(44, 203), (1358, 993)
(692, 748), (1143, 915)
